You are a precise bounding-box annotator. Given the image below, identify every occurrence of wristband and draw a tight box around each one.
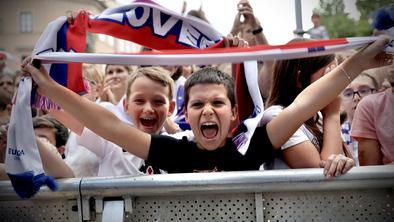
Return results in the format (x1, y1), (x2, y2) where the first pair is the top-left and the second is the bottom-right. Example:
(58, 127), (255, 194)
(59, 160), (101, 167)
(252, 27), (263, 35)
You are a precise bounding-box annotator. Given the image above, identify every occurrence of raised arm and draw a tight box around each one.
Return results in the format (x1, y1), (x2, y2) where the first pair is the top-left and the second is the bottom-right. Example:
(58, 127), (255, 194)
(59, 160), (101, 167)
(36, 137), (75, 178)
(267, 36), (393, 148)
(21, 60), (151, 160)
(319, 96), (343, 159)
(49, 109), (84, 135)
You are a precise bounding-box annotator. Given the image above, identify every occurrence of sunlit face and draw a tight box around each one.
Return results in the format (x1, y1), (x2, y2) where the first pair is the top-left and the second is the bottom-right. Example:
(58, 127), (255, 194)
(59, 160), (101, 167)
(341, 75), (375, 122)
(185, 84), (237, 151)
(125, 76), (174, 134)
(105, 65), (129, 91)
(0, 75), (14, 96)
(34, 127), (56, 147)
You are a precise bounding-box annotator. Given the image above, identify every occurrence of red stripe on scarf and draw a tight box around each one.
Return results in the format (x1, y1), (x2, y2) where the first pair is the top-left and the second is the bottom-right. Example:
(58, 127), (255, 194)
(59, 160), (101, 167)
(66, 11), (88, 95)
(235, 63), (254, 122)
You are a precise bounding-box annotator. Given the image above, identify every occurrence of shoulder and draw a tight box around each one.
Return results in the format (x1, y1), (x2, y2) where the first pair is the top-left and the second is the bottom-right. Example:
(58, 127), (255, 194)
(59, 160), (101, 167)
(166, 130), (195, 140)
(357, 91), (386, 112)
(260, 105), (283, 125)
(150, 134), (195, 152)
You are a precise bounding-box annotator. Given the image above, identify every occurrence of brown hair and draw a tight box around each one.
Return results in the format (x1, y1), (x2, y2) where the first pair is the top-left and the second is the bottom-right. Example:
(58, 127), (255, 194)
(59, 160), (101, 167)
(33, 115), (69, 148)
(267, 38), (336, 148)
(126, 66), (174, 101)
(184, 67), (235, 109)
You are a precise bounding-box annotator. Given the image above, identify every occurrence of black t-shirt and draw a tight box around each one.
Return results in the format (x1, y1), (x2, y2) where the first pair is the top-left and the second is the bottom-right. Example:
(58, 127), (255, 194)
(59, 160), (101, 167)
(147, 124), (275, 173)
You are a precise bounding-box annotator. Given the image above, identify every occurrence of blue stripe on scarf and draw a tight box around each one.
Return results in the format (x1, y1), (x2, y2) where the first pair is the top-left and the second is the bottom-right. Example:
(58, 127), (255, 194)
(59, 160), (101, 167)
(7, 172), (57, 199)
(49, 22), (69, 87)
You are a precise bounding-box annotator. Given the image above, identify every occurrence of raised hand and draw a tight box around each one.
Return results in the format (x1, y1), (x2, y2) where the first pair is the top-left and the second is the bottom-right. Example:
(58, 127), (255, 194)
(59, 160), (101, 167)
(224, 34), (249, 48)
(320, 154), (354, 178)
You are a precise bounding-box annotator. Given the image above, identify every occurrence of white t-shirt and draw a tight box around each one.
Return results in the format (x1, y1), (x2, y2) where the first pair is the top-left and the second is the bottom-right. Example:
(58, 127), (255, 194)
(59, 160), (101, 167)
(64, 100), (130, 178)
(65, 132), (100, 177)
(73, 95), (194, 177)
(77, 128), (144, 177)
(76, 128), (195, 177)
(260, 105), (319, 169)
(307, 26), (329, 39)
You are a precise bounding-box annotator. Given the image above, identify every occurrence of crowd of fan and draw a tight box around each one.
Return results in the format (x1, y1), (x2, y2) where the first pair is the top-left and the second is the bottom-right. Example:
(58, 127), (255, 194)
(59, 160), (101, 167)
(0, 0), (393, 181)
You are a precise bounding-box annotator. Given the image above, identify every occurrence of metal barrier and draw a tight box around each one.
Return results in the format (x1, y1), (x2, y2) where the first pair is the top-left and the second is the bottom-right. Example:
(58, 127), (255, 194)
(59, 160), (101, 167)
(1, 165), (393, 222)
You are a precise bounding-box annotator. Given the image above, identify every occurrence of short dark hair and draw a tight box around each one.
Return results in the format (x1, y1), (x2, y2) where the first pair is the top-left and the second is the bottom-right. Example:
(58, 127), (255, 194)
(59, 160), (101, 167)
(184, 67), (235, 109)
(33, 115), (69, 148)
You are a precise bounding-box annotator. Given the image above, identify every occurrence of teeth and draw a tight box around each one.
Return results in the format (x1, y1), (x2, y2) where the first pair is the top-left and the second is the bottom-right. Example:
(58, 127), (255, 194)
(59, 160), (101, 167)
(202, 122), (216, 126)
(141, 117), (154, 121)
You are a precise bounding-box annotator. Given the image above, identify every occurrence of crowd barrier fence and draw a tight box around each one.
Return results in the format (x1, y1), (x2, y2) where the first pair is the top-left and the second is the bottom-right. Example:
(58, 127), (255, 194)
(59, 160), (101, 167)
(1, 165), (393, 222)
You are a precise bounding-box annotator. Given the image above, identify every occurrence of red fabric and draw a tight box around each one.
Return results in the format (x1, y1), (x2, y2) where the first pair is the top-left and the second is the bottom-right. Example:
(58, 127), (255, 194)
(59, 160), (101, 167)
(235, 63), (254, 122)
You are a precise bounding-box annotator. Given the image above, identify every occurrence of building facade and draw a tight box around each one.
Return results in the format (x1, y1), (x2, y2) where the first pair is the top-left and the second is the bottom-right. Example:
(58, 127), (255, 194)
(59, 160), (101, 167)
(0, 0), (139, 71)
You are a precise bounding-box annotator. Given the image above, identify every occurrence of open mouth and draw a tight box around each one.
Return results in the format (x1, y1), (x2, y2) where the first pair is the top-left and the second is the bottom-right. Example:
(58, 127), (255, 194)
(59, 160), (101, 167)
(201, 122), (218, 139)
(140, 117), (156, 128)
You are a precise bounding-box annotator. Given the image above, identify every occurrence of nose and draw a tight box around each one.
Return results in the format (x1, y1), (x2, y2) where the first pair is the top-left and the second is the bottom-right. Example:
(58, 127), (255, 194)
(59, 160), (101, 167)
(202, 104), (214, 117)
(353, 92), (362, 100)
(143, 102), (154, 113)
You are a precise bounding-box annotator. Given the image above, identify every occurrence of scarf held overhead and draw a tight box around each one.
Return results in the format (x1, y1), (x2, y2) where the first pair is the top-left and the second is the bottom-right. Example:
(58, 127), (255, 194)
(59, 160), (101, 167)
(32, 0), (393, 155)
(32, 0), (223, 109)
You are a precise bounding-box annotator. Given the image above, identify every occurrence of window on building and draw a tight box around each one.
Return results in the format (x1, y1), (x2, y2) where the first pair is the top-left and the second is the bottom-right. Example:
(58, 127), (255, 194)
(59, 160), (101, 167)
(20, 11), (32, 33)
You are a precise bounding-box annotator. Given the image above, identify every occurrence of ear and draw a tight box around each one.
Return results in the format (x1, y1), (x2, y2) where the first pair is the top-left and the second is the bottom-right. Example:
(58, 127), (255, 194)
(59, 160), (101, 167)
(167, 100), (176, 117)
(57, 145), (65, 156)
(231, 104), (238, 122)
(184, 106), (189, 123)
(296, 70), (302, 88)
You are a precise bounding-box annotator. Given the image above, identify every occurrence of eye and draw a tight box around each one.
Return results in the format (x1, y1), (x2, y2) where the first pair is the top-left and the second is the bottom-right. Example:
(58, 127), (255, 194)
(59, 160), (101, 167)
(153, 99), (165, 105)
(134, 99), (144, 104)
(359, 86), (372, 92)
(191, 102), (203, 108)
(212, 100), (225, 107)
(342, 90), (353, 98)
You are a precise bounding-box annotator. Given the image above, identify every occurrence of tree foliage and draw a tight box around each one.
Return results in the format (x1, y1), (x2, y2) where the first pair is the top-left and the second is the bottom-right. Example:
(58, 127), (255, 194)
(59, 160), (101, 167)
(318, 0), (392, 38)
(356, 0), (393, 20)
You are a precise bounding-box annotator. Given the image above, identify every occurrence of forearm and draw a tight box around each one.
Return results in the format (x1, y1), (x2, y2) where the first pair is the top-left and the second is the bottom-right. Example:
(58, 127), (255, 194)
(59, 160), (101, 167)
(254, 31), (268, 45)
(36, 138), (74, 178)
(358, 138), (383, 165)
(49, 109), (84, 135)
(43, 82), (150, 159)
(268, 56), (363, 148)
(320, 114), (343, 160)
(292, 57), (363, 126)
(46, 83), (123, 145)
